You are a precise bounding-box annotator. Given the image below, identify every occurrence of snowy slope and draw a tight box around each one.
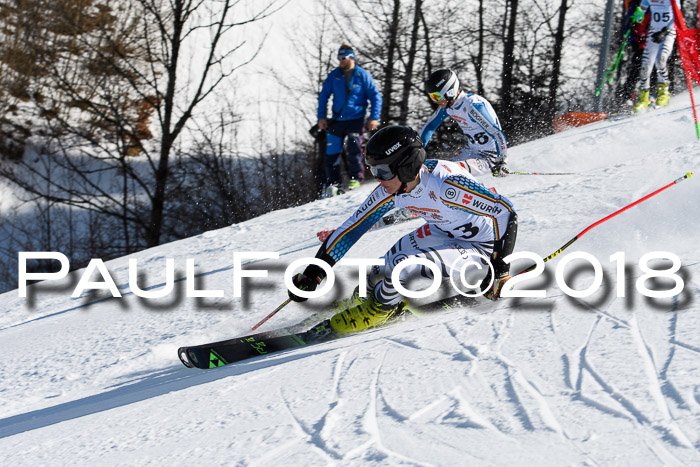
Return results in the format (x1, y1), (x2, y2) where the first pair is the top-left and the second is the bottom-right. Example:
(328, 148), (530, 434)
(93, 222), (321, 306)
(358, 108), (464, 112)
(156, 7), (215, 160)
(1, 94), (699, 465)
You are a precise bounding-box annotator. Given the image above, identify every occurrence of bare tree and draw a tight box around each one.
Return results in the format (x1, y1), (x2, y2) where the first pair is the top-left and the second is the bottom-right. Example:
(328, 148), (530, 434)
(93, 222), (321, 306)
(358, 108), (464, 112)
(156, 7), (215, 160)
(548, 0), (570, 121)
(137, 0), (288, 246)
(420, 8), (432, 79)
(472, 0), (486, 97)
(398, 0), (423, 125)
(500, 0), (519, 121)
(0, 0), (288, 251)
(265, 0), (337, 195)
(381, 0), (401, 125)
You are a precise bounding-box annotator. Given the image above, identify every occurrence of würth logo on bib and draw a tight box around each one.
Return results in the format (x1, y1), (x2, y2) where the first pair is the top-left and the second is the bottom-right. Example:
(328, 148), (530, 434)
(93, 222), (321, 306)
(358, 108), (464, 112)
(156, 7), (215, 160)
(416, 224), (432, 239)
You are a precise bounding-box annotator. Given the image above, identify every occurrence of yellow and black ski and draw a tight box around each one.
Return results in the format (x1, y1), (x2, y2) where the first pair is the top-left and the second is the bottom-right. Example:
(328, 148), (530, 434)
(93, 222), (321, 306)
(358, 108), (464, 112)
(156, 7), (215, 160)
(178, 294), (477, 370)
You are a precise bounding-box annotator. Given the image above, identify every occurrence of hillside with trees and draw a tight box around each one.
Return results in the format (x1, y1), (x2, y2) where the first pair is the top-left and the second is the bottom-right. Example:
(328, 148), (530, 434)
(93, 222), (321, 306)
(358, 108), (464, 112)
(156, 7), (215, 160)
(0, 0), (696, 293)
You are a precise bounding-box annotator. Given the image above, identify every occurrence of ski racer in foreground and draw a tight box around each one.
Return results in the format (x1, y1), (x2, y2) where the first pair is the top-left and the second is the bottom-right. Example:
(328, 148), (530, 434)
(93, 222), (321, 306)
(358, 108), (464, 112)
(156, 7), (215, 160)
(288, 125), (518, 334)
(421, 69), (510, 178)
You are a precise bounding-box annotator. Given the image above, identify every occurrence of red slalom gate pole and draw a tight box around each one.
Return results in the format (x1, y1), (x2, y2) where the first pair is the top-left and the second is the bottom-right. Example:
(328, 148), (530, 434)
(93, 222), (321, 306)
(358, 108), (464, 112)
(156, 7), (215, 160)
(519, 172), (694, 274)
(683, 70), (700, 139)
(510, 171), (575, 175)
(257, 174), (693, 319)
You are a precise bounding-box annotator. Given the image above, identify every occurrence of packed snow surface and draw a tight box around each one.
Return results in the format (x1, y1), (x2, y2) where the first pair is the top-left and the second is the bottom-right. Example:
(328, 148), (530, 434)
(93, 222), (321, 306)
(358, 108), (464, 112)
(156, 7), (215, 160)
(1, 96), (699, 465)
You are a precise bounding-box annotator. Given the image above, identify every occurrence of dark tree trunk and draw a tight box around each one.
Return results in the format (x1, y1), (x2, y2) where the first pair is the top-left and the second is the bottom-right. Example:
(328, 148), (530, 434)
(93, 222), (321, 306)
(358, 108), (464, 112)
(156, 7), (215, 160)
(146, 0), (184, 248)
(472, 0), (485, 97)
(420, 8), (431, 78)
(548, 0), (569, 121)
(380, 0), (401, 125)
(399, 0), (422, 124)
(500, 0), (518, 120)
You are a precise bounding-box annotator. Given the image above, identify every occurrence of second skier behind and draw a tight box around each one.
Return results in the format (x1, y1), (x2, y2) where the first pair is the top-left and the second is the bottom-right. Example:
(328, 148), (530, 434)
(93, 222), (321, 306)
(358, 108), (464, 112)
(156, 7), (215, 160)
(421, 69), (510, 178)
(288, 125), (518, 334)
(631, 0), (677, 112)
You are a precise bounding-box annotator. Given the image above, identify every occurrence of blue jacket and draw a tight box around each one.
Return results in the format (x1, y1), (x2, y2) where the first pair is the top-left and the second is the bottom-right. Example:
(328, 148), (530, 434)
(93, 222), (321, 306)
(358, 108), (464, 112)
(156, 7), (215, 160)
(317, 65), (382, 122)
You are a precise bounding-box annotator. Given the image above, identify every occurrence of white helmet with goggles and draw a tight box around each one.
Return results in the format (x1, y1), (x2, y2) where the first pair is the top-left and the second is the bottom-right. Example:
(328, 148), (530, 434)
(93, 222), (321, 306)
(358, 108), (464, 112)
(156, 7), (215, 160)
(425, 69), (460, 103)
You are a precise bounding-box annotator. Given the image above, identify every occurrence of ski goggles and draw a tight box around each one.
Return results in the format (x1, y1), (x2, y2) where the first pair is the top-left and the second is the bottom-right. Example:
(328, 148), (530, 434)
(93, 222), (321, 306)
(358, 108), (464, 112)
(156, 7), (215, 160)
(337, 49), (355, 60)
(428, 91), (444, 102)
(369, 164), (396, 181)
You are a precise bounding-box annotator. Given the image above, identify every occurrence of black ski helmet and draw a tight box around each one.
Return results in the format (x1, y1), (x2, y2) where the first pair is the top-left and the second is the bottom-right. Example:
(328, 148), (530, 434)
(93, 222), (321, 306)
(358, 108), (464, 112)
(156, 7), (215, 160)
(425, 69), (460, 103)
(365, 126), (426, 184)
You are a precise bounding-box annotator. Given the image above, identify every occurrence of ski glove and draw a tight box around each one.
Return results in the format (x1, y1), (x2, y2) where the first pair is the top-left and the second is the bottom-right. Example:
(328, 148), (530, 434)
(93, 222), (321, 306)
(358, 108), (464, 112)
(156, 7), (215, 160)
(288, 264), (326, 302)
(631, 6), (644, 24)
(492, 160), (510, 177)
(651, 28), (669, 43)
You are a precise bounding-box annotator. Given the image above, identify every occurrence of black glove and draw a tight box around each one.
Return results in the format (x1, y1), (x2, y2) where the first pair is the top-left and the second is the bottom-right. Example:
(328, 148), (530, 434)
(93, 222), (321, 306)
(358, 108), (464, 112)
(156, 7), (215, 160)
(308, 123), (325, 141)
(288, 264), (326, 302)
(492, 159), (510, 177)
(651, 28), (669, 43)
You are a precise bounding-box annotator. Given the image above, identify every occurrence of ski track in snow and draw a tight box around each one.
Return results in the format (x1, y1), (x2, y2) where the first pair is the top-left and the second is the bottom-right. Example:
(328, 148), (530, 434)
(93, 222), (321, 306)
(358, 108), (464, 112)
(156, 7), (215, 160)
(1, 96), (700, 465)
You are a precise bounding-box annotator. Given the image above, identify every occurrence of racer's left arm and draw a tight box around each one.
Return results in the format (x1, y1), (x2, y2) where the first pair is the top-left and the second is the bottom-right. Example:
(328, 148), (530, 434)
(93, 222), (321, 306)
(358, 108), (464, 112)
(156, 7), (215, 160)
(468, 102), (508, 161)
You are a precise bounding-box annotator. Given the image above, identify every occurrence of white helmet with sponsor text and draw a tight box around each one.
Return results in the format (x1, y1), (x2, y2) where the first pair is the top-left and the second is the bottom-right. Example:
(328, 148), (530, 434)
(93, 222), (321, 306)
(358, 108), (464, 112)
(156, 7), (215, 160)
(425, 69), (460, 104)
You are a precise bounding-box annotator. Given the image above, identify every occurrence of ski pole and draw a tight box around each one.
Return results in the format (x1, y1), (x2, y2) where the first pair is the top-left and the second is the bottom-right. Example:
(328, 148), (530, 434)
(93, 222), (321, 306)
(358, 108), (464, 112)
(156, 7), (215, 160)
(518, 172), (693, 275)
(510, 171), (575, 175)
(607, 29), (631, 84)
(596, 29), (631, 96)
(251, 298), (292, 331)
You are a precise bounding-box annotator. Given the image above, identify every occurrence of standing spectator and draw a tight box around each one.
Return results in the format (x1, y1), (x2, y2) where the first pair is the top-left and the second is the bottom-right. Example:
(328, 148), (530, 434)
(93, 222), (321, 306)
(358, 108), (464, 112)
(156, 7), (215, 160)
(317, 44), (382, 197)
(420, 69), (509, 178)
(632, 0), (677, 112)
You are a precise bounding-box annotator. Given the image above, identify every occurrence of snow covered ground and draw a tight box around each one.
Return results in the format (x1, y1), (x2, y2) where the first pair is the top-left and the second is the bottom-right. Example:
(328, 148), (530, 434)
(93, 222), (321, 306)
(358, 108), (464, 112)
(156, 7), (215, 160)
(1, 93), (699, 465)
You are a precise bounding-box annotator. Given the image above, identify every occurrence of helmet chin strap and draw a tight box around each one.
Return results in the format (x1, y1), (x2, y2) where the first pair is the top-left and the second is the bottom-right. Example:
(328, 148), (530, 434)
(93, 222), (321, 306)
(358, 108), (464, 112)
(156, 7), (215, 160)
(397, 167), (423, 194)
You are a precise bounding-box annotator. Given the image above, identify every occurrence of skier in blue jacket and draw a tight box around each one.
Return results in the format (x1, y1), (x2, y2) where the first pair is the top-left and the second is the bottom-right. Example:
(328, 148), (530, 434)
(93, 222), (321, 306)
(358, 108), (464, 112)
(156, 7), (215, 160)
(317, 44), (382, 196)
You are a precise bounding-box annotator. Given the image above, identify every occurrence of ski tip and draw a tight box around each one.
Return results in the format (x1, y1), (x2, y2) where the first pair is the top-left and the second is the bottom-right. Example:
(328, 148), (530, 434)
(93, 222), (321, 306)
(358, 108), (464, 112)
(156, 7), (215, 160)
(178, 347), (195, 368)
(687, 172), (693, 178)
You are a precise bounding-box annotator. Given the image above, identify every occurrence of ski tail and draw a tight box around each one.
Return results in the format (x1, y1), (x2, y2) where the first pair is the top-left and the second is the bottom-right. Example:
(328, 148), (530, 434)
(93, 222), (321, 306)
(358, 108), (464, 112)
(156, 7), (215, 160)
(178, 347), (195, 368)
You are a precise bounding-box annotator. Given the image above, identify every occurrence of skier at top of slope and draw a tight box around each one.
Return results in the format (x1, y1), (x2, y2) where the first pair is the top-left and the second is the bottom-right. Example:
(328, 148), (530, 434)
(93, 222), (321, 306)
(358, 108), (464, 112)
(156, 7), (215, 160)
(420, 69), (510, 178)
(288, 125), (518, 334)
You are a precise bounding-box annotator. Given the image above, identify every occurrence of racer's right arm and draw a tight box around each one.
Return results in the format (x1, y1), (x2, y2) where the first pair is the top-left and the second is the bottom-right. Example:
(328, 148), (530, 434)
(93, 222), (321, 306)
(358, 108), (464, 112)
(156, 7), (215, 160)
(289, 185), (396, 301)
(315, 186), (396, 267)
(420, 107), (449, 147)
